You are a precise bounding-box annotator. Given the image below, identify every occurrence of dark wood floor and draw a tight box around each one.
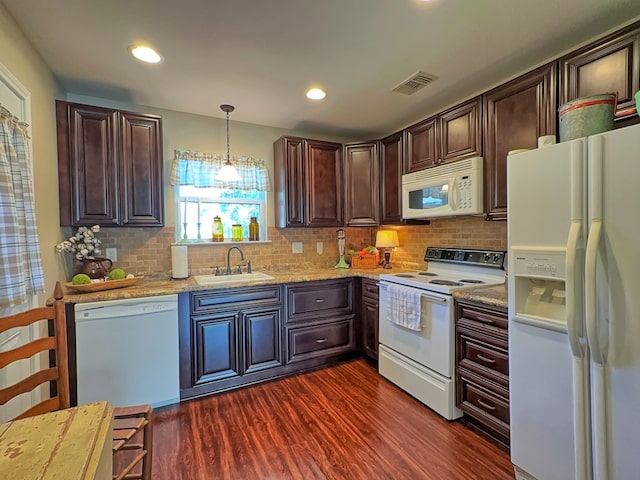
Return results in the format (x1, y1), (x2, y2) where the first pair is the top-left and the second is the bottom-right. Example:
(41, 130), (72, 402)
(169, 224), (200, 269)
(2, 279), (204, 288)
(153, 359), (515, 479)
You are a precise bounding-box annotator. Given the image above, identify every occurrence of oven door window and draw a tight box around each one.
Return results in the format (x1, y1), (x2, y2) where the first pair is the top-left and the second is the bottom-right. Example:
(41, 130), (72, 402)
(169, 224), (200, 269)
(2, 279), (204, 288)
(408, 182), (449, 211)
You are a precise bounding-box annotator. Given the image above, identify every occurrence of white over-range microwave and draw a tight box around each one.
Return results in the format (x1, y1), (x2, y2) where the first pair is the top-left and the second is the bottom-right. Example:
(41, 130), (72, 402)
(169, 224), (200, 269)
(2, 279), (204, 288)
(401, 156), (483, 219)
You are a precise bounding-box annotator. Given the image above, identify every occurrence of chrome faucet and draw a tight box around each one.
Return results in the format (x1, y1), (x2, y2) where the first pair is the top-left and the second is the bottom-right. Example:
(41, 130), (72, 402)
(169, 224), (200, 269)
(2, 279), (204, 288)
(226, 246), (245, 275)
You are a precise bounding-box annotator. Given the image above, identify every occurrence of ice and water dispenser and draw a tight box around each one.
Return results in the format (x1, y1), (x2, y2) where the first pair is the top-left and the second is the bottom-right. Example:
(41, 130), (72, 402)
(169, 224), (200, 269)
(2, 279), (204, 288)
(512, 250), (567, 327)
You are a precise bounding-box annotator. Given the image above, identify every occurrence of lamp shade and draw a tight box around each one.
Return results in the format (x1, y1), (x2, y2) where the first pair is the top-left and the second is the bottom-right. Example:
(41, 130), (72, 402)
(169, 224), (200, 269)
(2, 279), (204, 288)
(375, 230), (399, 248)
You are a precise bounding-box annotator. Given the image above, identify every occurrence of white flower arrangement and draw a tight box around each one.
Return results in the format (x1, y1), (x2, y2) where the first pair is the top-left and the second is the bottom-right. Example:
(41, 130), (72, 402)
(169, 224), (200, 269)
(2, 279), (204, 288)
(55, 225), (103, 261)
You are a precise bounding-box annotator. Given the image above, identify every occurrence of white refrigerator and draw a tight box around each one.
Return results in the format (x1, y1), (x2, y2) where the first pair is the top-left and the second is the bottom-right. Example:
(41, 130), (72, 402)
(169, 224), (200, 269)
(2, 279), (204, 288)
(507, 123), (640, 480)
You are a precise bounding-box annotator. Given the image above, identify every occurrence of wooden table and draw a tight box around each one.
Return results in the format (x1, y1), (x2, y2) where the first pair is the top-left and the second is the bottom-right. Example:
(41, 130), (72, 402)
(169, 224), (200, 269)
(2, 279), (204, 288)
(0, 401), (113, 480)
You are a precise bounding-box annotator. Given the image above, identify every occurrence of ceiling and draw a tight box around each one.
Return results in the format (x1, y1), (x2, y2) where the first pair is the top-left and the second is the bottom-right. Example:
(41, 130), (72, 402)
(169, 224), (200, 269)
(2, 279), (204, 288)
(3, 0), (640, 140)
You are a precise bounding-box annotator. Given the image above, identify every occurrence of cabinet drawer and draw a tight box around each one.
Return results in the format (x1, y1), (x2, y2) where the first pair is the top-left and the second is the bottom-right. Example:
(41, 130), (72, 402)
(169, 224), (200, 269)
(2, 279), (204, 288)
(362, 278), (379, 300)
(457, 330), (508, 386)
(459, 375), (510, 430)
(192, 285), (282, 315)
(286, 319), (354, 363)
(456, 302), (508, 330)
(286, 279), (353, 322)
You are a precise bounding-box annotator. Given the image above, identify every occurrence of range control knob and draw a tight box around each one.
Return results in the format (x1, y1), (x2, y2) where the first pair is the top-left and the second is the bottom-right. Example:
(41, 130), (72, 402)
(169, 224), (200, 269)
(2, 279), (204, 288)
(483, 253), (491, 262)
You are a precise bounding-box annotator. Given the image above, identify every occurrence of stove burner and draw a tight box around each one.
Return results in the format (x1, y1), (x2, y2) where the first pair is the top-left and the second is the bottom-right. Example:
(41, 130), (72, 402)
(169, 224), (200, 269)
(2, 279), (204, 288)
(395, 274), (416, 278)
(430, 279), (464, 286)
(459, 279), (485, 284)
(418, 272), (438, 277)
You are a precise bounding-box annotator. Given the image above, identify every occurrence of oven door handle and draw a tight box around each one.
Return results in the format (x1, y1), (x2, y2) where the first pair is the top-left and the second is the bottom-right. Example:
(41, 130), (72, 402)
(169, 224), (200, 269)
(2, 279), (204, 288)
(379, 283), (448, 304)
(420, 293), (448, 304)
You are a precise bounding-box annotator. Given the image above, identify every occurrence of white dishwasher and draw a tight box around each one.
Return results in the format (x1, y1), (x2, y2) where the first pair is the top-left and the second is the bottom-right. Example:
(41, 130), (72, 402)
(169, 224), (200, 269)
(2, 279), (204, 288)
(74, 294), (179, 408)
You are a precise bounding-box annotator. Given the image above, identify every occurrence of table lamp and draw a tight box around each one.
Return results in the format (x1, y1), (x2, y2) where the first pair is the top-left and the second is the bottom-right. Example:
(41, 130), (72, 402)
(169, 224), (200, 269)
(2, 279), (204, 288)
(375, 230), (399, 269)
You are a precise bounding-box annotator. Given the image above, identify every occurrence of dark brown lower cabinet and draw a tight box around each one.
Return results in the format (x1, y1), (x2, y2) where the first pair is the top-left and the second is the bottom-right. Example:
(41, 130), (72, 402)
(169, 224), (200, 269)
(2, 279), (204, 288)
(361, 278), (379, 361)
(455, 299), (509, 448)
(285, 278), (357, 367)
(179, 286), (284, 399)
(179, 280), (358, 400)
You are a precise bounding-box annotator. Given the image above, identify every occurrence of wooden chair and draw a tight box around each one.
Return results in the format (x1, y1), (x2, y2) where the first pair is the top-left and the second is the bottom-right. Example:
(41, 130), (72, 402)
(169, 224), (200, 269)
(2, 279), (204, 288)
(0, 282), (153, 480)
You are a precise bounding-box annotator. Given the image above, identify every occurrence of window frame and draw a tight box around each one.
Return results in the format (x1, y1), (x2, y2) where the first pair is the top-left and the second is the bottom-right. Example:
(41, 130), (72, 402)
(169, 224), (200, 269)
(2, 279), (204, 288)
(174, 186), (268, 243)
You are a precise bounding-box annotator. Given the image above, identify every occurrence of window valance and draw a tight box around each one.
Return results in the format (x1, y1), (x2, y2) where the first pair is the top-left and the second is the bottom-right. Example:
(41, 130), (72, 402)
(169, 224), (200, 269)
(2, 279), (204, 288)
(170, 150), (271, 191)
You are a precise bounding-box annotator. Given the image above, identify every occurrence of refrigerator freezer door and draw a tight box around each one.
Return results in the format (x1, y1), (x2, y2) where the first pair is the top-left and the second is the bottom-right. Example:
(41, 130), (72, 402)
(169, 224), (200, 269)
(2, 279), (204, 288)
(588, 124), (640, 480)
(508, 138), (590, 480)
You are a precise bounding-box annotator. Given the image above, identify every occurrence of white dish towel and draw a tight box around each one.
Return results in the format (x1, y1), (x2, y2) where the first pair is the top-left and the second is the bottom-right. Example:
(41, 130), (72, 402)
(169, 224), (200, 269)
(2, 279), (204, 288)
(386, 284), (422, 331)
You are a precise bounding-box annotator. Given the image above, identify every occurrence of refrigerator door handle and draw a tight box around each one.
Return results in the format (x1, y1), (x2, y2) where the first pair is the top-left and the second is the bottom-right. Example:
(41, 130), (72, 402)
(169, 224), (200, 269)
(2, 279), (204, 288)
(585, 219), (605, 365)
(566, 220), (584, 358)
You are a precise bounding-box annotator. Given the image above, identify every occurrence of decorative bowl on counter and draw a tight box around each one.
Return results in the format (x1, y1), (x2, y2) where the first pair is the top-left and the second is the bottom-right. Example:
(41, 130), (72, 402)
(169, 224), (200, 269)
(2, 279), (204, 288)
(64, 276), (144, 293)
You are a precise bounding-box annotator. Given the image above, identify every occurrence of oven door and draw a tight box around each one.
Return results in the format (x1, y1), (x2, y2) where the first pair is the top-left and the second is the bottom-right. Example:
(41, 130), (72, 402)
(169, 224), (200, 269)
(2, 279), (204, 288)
(378, 281), (453, 378)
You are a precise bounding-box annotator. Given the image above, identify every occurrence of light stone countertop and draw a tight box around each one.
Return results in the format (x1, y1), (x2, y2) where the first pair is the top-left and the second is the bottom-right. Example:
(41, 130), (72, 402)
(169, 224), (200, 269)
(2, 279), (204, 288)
(453, 283), (508, 310)
(62, 267), (394, 303)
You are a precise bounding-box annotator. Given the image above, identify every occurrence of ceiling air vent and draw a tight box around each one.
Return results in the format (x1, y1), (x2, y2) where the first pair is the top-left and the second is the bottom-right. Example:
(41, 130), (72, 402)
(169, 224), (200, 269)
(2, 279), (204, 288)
(392, 71), (437, 95)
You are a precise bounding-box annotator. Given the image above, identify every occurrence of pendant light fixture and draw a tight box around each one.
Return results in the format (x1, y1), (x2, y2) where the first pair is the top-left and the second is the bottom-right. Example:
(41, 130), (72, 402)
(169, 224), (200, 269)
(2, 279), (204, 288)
(215, 104), (242, 182)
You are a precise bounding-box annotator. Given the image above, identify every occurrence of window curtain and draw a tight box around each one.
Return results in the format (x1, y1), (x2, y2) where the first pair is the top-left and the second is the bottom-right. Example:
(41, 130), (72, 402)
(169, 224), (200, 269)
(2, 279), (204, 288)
(170, 150), (271, 191)
(0, 105), (45, 308)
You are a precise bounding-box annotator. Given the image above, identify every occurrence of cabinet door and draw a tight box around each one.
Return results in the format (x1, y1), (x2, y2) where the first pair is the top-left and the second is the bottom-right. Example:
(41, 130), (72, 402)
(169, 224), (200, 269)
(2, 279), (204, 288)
(305, 139), (343, 226)
(119, 112), (164, 226)
(57, 101), (118, 226)
(242, 307), (283, 374)
(274, 136), (305, 227)
(343, 142), (379, 226)
(380, 132), (403, 224)
(439, 98), (482, 164)
(560, 24), (640, 125)
(362, 296), (379, 360)
(192, 313), (240, 384)
(483, 63), (556, 220)
(405, 117), (437, 173)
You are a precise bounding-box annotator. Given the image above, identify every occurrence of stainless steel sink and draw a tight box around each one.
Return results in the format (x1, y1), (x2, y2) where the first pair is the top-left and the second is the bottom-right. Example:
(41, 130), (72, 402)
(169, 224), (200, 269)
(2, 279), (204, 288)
(194, 271), (274, 286)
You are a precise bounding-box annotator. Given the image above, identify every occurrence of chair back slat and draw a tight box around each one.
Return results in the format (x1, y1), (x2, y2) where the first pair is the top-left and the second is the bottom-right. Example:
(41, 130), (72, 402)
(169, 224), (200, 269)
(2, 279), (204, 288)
(12, 397), (61, 421)
(0, 367), (59, 405)
(0, 336), (57, 368)
(0, 306), (56, 333)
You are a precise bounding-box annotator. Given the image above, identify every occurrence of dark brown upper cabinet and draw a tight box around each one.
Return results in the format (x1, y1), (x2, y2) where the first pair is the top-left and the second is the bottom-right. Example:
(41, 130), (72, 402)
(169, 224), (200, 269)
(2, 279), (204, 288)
(56, 101), (164, 227)
(404, 97), (482, 174)
(483, 63), (557, 221)
(379, 131), (404, 225)
(560, 23), (640, 126)
(343, 142), (379, 227)
(405, 117), (438, 172)
(274, 136), (343, 228)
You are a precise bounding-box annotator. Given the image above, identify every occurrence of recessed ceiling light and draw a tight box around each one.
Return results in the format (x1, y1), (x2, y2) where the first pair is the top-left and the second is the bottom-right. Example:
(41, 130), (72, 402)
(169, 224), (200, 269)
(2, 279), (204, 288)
(130, 45), (162, 64)
(306, 88), (326, 100)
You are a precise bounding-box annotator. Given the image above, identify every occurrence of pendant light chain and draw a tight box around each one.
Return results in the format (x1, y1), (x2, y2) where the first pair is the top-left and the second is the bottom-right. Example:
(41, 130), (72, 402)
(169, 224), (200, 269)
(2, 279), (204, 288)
(226, 109), (230, 163)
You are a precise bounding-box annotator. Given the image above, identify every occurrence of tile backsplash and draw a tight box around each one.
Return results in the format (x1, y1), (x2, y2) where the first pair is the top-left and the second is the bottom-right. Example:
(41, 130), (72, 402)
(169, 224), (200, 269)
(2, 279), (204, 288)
(89, 216), (506, 278)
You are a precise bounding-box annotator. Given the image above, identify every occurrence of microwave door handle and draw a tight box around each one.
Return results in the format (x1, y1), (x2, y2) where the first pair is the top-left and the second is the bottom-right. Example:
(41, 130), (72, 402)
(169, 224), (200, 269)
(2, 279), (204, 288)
(450, 178), (458, 210)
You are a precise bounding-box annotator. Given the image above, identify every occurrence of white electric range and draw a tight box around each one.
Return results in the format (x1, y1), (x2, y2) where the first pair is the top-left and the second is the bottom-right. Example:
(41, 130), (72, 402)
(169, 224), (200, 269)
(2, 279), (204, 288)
(378, 247), (506, 420)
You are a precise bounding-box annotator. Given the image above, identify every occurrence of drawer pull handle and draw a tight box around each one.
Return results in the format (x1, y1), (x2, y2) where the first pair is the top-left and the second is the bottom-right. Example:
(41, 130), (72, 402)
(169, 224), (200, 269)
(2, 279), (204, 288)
(315, 338), (327, 343)
(476, 353), (496, 364)
(315, 299), (325, 303)
(475, 315), (494, 324)
(476, 398), (496, 411)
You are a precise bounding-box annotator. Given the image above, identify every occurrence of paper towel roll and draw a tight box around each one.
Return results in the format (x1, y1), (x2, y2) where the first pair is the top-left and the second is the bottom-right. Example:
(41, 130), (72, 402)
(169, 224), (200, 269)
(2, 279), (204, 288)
(171, 245), (189, 279)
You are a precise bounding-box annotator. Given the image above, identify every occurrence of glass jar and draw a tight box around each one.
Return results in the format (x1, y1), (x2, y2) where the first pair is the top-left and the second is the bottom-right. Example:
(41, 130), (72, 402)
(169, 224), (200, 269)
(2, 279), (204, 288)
(212, 216), (224, 242)
(231, 224), (243, 242)
(249, 217), (259, 241)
